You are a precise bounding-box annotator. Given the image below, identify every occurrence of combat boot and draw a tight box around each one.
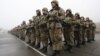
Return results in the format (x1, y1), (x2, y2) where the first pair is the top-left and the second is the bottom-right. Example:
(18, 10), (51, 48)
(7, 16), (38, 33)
(48, 42), (52, 47)
(87, 40), (91, 43)
(76, 43), (81, 48)
(67, 45), (73, 53)
(26, 40), (31, 44)
(52, 50), (61, 56)
(40, 47), (47, 53)
(30, 42), (35, 46)
(64, 45), (73, 53)
(91, 39), (95, 41)
(82, 41), (86, 45)
(35, 43), (40, 49)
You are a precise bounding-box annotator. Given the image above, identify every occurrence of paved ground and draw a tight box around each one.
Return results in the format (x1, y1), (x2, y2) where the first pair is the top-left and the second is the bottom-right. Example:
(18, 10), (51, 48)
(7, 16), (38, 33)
(60, 34), (100, 56)
(47, 34), (100, 56)
(0, 31), (100, 56)
(0, 31), (42, 56)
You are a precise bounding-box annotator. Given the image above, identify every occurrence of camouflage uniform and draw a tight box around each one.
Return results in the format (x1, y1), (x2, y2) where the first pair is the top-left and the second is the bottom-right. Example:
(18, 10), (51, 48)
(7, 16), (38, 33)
(88, 20), (96, 41)
(30, 16), (36, 46)
(91, 21), (96, 41)
(21, 21), (27, 41)
(17, 26), (22, 38)
(48, 0), (65, 55)
(39, 8), (49, 52)
(74, 13), (82, 47)
(81, 17), (86, 45)
(63, 9), (74, 52)
(12, 26), (18, 37)
(25, 19), (33, 44)
(85, 17), (92, 43)
(34, 9), (41, 48)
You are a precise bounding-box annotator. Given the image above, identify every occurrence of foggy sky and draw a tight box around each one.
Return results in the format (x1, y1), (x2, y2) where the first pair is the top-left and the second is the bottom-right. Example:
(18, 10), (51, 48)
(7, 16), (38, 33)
(0, 0), (100, 30)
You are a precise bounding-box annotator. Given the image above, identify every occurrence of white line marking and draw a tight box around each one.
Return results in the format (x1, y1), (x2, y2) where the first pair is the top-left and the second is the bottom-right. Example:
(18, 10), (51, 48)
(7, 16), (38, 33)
(17, 38), (47, 56)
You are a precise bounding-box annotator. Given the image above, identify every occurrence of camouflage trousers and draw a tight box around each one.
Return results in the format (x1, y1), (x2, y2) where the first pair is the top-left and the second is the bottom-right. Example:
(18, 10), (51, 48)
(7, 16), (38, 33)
(49, 22), (64, 51)
(64, 28), (74, 46)
(30, 31), (36, 44)
(35, 29), (41, 44)
(91, 29), (95, 40)
(25, 33), (31, 43)
(86, 30), (92, 41)
(21, 30), (26, 40)
(74, 30), (82, 45)
(82, 29), (86, 43)
(40, 28), (48, 47)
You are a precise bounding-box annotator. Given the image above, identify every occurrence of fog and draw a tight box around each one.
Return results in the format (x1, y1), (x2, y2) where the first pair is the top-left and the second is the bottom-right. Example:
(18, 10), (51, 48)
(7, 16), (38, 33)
(0, 0), (100, 30)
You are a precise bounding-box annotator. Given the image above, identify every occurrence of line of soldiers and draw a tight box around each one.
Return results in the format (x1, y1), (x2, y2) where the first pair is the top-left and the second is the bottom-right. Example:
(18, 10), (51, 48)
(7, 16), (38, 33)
(10, 0), (96, 56)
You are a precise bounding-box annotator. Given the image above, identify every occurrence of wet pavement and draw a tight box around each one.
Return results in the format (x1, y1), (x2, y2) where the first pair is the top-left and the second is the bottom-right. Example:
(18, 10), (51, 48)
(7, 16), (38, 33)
(0, 31), (100, 56)
(60, 34), (100, 56)
(0, 31), (42, 56)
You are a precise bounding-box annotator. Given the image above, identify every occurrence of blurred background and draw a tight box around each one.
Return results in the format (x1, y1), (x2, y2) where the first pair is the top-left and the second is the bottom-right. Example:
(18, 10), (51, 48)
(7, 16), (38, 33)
(0, 0), (100, 33)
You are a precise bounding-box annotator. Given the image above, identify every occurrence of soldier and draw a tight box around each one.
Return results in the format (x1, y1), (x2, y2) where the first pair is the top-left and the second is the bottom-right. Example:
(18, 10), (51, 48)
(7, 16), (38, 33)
(16, 25), (22, 38)
(25, 19), (33, 44)
(30, 16), (36, 46)
(81, 16), (86, 45)
(63, 9), (75, 52)
(39, 7), (49, 53)
(91, 20), (96, 41)
(88, 20), (96, 41)
(12, 26), (18, 37)
(85, 17), (92, 43)
(34, 9), (41, 48)
(74, 13), (82, 48)
(21, 21), (27, 41)
(48, 0), (65, 56)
